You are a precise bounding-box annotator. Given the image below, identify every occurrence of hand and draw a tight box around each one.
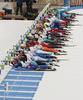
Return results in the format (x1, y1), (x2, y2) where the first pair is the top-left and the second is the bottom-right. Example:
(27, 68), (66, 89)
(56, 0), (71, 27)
(59, 50), (67, 53)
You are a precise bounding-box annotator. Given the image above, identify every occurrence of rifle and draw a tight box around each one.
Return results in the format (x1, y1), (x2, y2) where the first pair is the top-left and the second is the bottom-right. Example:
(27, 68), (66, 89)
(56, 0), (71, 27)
(54, 52), (67, 55)
(72, 13), (83, 16)
(56, 59), (69, 62)
(54, 50), (67, 55)
(68, 24), (83, 26)
(65, 45), (77, 47)
(61, 18), (79, 22)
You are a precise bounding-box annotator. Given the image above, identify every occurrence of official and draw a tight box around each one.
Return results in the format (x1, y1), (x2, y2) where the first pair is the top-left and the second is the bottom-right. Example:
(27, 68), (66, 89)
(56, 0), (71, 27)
(64, 0), (69, 6)
(15, 0), (24, 15)
(25, 0), (33, 13)
(4, 0), (9, 1)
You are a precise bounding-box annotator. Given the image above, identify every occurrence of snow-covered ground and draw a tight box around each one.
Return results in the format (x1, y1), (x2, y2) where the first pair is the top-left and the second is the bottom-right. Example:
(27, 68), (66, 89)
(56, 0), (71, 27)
(0, 20), (34, 83)
(0, 8), (83, 100)
(33, 9), (83, 100)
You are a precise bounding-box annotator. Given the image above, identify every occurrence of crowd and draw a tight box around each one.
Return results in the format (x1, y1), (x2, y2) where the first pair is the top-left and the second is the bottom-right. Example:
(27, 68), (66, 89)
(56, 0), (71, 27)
(4, 0), (34, 15)
(4, 7), (77, 71)
(3, 0), (69, 15)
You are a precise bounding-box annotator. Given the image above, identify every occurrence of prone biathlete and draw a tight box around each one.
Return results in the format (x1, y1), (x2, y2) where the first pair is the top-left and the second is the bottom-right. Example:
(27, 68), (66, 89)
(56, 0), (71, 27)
(40, 42), (62, 48)
(36, 61), (59, 67)
(47, 28), (65, 33)
(43, 40), (66, 46)
(27, 61), (56, 70)
(34, 49), (54, 55)
(30, 56), (58, 69)
(31, 56), (53, 62)
(46, 9), (68, 26)
(40, 46), (66, 53)
(49, 20), (66, 30)
(11, 60), (54, 70)
(34, 49), (66, 55)
(33, 52), (57, 59)
(60, 11), (75, 19)
(44, 18), (67, 31)
(51, 8), (76, 23)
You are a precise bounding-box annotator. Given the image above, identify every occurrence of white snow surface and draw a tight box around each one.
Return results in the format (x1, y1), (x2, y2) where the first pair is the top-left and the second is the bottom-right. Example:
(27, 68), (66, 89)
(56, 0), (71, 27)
(0, 8), (83, 100)
(33, 9), (83, 100)
(0, 20), (34, 83)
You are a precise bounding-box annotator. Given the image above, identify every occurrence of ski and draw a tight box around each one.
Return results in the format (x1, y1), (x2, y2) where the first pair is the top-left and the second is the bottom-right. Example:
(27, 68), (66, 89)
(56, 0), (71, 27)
(15, 68), (56, 71)
(73, 13), (83, 16)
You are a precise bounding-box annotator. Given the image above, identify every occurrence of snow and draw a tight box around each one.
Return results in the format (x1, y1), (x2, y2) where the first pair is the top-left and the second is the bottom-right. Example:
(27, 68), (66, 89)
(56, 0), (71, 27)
(33, 9), (83, 100)
(0, 8), (83, 100)
(0, 20), (34, 83)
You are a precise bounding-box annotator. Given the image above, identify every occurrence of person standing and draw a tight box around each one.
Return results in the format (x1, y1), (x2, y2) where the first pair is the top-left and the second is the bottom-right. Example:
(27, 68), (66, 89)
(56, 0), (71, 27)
(63, 0), (69, 6)
(15, 0), (23, 15)
(4, 0), (9, 1)
(25, 0), (33, 13)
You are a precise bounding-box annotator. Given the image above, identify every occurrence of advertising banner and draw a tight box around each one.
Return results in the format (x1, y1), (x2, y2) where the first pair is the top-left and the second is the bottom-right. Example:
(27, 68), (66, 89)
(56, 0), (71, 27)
(70, 0), (83, 7)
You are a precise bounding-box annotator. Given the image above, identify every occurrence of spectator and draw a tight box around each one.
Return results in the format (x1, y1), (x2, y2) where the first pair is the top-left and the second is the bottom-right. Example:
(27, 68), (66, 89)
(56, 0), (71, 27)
(33, 0), (36, 3)
(25, 0), (33, 13)
(4, 0), (9, 1)
(64, 0), (69, 6)
(15, 0), (24, 15)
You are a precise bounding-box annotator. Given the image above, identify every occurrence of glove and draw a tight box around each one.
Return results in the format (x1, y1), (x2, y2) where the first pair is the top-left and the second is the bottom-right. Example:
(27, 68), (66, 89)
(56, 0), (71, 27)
(59, 50), (67, 53)
(59, 50), (62, 52)
(51, 59), (55, 61)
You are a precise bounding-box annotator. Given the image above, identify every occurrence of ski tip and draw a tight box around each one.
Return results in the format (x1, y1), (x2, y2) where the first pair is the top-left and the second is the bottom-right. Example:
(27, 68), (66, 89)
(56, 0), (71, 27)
(68, 59), (70, 61)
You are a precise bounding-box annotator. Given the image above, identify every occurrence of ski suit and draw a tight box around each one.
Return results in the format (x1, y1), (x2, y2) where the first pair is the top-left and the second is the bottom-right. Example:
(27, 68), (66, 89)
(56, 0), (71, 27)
(33, 53), (57, 59)
(47, 29), (65, 33)
(60, 11), (71, 19)
(12, 62), (22, 68)
(34, 50), (53, 55)
(40, 43), (62, 48)
(31, 56), (51, 62)
(27, 62), (50, 70)
(41, 47), (59, 52)
(49, 20), (63, 30)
